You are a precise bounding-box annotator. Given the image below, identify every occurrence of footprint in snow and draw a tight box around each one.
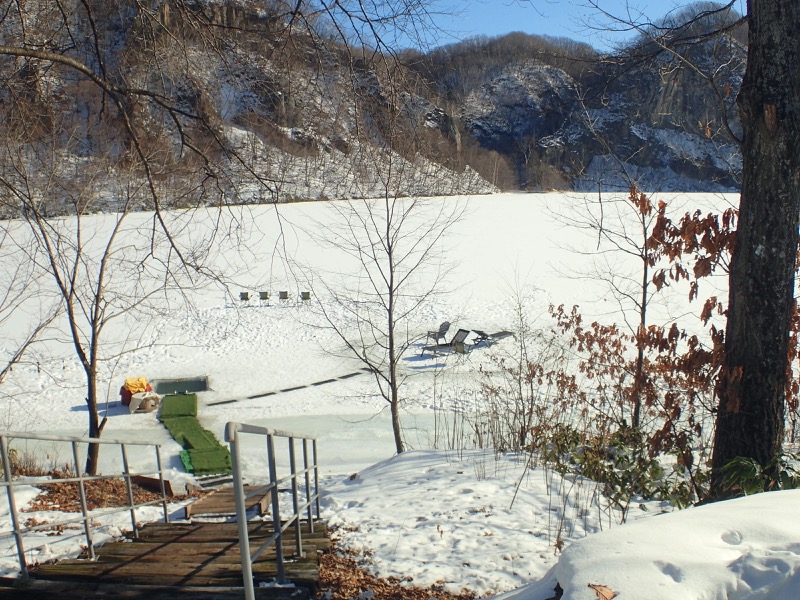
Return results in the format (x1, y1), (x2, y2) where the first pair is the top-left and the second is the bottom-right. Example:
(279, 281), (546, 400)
(721, 529), (744, 545)
(655, 560), (684, 583)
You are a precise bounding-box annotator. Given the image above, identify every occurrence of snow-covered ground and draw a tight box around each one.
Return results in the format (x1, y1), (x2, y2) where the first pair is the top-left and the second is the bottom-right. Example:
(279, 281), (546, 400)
(4, 192), (798, 599)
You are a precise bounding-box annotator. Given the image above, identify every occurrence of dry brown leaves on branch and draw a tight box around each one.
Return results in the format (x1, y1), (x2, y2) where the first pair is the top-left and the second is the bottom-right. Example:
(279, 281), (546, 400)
(319, 541), (476, 600)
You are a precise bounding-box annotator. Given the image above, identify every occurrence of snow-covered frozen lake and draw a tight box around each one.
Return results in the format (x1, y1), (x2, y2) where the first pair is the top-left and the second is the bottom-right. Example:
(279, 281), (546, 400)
(1, 192), (734, 456)
(8, 192), (798, 600)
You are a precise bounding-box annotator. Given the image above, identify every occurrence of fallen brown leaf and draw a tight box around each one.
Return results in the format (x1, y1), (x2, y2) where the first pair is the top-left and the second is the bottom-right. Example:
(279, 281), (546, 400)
(588, 583), (617, 600)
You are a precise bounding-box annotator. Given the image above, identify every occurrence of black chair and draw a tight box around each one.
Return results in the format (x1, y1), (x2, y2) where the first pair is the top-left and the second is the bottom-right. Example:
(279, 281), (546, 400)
(473, 330), (492, 345)
(426, 321), (450, 344)
(421, 328), (470, 356)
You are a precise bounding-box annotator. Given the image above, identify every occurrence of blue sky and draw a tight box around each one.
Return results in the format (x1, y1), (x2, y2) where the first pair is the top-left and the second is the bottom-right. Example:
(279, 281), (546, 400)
(418, 1), (746, 51)
(428, 0), (664, 50)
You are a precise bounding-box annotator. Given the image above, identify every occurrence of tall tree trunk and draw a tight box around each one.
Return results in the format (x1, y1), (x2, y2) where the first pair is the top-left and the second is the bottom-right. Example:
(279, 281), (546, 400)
(388, 294), (404, 454)
(85, 366), (105, 475)
(388, 333), (405, 454)
(386, 207), (404, 456)
(709, 0), (800, 499)
(390, 390), (404, 455)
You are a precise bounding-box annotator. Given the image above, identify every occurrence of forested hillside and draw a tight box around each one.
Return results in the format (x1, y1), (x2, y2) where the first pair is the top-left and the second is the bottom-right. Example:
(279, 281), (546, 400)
(0, 1), (745, 218)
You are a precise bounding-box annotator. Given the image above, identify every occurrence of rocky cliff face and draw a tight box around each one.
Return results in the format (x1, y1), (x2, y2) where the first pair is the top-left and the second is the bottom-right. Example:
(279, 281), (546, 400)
(461, 62), (580, 187)
(453, 32), (745, 192)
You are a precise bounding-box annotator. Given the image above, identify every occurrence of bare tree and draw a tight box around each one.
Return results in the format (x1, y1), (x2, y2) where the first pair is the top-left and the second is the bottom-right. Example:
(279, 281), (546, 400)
(0, 131), (190, 473)
(303, 66), (465, 453)
(311, 185), (464, 454)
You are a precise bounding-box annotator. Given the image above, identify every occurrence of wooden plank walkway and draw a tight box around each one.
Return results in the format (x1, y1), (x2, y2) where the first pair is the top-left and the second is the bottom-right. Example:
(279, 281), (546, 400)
(0, 521), (329, 599)
(185, 484), (272, 518)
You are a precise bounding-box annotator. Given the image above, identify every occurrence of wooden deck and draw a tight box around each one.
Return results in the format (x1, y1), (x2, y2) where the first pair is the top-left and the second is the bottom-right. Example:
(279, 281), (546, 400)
(0, 520), (329, 599)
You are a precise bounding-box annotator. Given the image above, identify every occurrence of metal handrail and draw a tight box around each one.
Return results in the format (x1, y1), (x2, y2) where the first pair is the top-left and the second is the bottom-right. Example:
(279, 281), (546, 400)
(0, 430), (170, 579)
(224, 422), (320, 600)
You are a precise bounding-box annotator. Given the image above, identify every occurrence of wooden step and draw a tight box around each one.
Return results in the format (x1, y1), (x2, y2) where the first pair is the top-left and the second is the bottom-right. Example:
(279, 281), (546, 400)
(185, 485), (272, 518)
(128, 522), (328, 548)
(0, 578), (309, 599)
(29, 520), (326, 591)
(131, 521), (327, 538)
(31, 560), (320, 588)
(93, 541), (320, 562)
(133, 520), (327, 536)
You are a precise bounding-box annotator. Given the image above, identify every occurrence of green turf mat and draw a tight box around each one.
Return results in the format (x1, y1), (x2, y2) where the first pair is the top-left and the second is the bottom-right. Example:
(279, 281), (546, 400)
(159, 393), (230, 475)
(159, 393), (198, 417)
(186, 448), (232, 475)
(181, 428), (222, 451)
(161, 415), (198, 436)
(161, 417), (220, 450)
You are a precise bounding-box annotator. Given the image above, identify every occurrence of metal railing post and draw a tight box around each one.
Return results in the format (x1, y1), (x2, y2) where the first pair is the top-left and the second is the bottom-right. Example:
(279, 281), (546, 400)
(0, 435), (28, 578)
(303, 438), (314, 533)
(313, 439), (320, 518)
(288, 437), (303, 557)
(121, 444), (139, 537)
(267, 433), (286, 584)
(71, 440), (94, 559)
(0, 430), (167, 575)
(224, 422), (319, 591)
(155, 445), (170, 523)
(229, 425), (256, 600)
